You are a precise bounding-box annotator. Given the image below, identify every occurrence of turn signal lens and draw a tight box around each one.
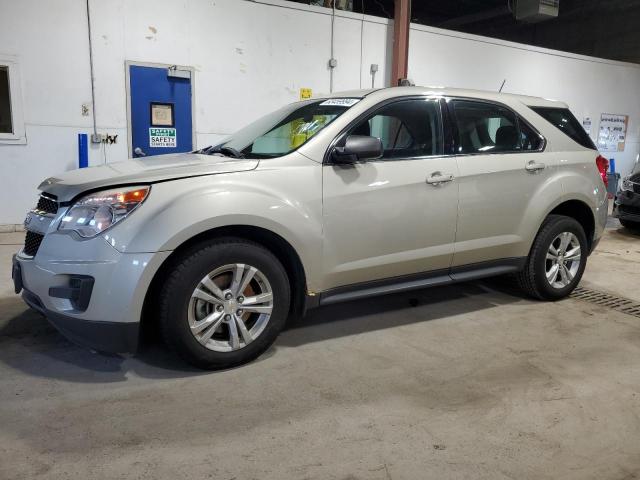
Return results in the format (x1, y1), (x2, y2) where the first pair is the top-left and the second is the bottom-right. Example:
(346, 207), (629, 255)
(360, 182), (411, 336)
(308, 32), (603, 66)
(117, 188), (149, 204)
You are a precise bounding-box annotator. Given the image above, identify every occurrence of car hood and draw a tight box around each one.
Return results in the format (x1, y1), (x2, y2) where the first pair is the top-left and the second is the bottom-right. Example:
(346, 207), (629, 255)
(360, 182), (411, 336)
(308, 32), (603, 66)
(38, 153), (259, 201)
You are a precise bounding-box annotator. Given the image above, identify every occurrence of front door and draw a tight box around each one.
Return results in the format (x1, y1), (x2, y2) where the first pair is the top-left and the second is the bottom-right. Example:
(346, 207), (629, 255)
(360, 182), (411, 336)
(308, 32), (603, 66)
(322, 98), (459, 290)
(128, 63), (193, 158)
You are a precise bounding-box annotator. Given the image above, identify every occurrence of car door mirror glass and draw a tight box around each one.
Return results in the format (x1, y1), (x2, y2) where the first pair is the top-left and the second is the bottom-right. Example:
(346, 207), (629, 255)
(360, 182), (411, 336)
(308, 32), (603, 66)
(332, 135), (383, 163)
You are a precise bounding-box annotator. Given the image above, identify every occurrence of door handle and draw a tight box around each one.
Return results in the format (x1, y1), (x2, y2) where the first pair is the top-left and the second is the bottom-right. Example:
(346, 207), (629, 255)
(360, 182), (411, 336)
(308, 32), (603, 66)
(426, 172), (454, 185)
(134, 147), (146, 157)
(525, 160), (545, 172)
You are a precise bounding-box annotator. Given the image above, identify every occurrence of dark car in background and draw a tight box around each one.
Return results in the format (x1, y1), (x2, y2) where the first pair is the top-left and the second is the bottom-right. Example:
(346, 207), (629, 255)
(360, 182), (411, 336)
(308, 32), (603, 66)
(613, 161), (640, 231)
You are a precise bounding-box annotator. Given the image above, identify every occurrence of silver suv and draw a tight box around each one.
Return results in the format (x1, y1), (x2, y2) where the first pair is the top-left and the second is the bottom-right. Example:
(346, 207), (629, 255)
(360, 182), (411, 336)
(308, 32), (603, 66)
(12, 87), (608, 369)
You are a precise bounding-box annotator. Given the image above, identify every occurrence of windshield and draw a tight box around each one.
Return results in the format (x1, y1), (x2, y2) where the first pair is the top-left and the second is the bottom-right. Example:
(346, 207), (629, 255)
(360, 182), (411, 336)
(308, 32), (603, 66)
(204, 99), (359, 159)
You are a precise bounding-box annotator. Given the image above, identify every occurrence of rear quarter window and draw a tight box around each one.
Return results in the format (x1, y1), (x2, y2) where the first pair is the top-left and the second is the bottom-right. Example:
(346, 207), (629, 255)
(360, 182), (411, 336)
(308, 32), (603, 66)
(530, 107), (597, 150)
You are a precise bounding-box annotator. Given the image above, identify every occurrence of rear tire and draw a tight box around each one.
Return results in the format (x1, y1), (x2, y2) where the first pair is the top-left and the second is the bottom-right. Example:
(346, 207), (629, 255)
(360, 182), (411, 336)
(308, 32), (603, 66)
(517, 215), (588, 300)
(158, 238), (290, 370)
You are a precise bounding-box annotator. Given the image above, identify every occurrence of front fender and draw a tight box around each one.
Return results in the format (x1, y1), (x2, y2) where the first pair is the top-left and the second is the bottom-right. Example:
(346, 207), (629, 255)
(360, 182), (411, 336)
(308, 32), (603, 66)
(101, 162), (323, 290)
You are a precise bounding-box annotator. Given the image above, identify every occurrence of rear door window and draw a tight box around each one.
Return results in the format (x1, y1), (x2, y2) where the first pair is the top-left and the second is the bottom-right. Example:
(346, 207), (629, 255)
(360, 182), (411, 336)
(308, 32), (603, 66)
(451, 100), (520, 154)
(530, 107), (596, 150)
(519, 119), (544, 151)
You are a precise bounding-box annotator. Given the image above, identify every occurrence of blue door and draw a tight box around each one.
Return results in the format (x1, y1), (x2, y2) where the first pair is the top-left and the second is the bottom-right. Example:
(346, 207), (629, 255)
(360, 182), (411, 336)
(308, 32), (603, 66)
(129, 64), (193, 157)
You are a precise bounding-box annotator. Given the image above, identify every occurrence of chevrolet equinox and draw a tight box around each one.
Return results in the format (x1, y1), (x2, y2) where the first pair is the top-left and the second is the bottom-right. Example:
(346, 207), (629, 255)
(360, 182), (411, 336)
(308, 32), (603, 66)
(12, 87), (609, 369)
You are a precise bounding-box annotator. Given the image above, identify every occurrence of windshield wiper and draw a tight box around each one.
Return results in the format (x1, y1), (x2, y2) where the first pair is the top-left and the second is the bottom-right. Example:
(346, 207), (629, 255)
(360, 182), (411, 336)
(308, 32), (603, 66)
(198, 145), (245, 159)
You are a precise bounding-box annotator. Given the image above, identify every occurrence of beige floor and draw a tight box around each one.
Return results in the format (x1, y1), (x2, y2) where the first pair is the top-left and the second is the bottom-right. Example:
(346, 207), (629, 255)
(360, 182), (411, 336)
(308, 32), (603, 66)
(0, 220), (639, 480)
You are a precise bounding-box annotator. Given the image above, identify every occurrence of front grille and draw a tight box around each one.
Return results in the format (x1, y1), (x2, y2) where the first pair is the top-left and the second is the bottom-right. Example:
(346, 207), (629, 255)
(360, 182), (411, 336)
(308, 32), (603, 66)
(23, 231), (44, 257)
(35, 194), (58, 215)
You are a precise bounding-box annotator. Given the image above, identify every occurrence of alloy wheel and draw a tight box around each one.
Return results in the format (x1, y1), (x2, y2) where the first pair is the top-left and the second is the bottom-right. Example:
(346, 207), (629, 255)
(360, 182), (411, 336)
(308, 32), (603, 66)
(188, 263), (274, 352)
(545, 232), (581, 289)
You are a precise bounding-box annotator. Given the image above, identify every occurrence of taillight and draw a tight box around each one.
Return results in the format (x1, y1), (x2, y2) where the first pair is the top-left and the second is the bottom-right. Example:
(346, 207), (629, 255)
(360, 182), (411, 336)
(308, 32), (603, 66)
(596, 155), (609, 187)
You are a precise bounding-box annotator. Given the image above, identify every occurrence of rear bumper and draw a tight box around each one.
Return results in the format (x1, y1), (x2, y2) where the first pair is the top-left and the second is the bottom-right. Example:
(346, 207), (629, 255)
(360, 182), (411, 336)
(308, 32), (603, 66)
(613, 189), (640, 222)
(22, 288), (139, 352)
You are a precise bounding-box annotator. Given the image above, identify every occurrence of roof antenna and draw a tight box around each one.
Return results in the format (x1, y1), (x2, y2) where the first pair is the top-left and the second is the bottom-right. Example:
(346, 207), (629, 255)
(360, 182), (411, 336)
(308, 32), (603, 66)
(499, 79), (506, 93)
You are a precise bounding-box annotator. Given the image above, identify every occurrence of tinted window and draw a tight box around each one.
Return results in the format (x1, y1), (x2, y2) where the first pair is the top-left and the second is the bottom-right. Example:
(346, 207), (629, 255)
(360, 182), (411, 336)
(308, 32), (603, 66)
(452, 100), (519, 154)
(0, 66), (12, 134)
(349, 99), (442, 160)
(530, 107), (596, 150)
(519, 119), (544, 151)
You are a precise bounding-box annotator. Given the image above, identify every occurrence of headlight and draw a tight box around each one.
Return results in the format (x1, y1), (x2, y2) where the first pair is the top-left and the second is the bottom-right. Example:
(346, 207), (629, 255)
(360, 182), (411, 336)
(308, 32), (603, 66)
(621, 178), (634, 192)
(58, 186), (150, 238)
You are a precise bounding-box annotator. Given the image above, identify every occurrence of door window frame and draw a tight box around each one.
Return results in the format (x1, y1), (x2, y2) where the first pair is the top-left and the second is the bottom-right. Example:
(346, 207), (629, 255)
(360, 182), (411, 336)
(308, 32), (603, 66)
(443, 96), (546, 156)
(0, 54), (26, 144)
(323, 95), (446, 164)
(124, 60), (196, 157)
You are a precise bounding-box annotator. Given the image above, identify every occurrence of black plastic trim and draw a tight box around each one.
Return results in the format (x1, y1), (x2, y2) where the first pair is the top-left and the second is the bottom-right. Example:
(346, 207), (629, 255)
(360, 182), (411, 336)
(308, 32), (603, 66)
(48, 275), (95, 312)
(449, 257), (526, 281)
(314, 257), (526, 308)
(11, 254), (23, 294)
(22, 288), (139, 353)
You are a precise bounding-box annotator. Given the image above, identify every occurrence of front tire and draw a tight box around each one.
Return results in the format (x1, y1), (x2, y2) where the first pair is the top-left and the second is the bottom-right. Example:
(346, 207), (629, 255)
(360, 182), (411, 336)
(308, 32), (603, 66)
(159, 238), (290, 369)
(517, 215), (588, 300)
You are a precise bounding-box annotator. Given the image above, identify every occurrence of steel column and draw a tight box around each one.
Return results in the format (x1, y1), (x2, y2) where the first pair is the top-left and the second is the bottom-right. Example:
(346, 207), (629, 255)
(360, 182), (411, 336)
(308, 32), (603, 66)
(391, 0), (411, 86)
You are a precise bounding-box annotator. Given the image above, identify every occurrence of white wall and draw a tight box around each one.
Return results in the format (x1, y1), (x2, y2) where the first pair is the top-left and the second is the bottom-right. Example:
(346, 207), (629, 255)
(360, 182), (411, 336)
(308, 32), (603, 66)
(0, 0), (638, 224)
(408, 24), (640, 175)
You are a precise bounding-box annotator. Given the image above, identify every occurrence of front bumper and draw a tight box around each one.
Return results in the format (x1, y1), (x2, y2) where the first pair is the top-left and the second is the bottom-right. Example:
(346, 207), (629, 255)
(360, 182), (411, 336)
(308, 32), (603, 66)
(20, 285), (139, 352)
(613, 188), (640, 223)
(13, 232), (171, 353)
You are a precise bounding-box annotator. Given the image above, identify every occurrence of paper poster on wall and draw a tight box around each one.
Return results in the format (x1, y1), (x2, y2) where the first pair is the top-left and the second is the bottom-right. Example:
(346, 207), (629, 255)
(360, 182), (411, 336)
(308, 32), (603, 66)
(597, 114), (628, 152)
(299, 88), (312, 100)
(582, 117), (592, 136)
(149, 128), (176, 148)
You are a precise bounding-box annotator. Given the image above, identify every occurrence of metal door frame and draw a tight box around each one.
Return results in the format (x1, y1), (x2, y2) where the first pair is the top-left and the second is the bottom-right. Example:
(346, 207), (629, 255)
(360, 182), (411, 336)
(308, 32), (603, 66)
(125, 60), (196, 158)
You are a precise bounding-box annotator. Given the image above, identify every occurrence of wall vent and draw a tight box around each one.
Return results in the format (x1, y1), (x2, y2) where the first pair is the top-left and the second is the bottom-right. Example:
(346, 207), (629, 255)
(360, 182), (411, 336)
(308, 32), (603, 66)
(515, 0), (559, 23)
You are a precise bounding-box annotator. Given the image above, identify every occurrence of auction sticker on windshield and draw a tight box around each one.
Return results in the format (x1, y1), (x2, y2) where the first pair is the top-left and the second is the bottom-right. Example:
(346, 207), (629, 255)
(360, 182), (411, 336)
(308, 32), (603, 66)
(149, 128), (177, 148)
(320, 98), (360, 107)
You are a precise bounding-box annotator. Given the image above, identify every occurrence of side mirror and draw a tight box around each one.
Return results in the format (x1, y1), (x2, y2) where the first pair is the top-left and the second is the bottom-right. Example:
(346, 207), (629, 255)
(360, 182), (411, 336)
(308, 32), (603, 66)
(331, 135), (383, 164)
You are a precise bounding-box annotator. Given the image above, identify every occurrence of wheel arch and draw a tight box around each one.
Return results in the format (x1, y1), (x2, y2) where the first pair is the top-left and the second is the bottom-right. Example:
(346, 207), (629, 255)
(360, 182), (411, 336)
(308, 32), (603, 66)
(546, 199), (596, 251)
(140, 225), (308, 340)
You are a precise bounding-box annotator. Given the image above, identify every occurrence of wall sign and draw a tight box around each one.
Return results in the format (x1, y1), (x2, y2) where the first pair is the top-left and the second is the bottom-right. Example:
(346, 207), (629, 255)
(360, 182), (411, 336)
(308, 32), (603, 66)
(598, 113), (629, 152)
(149, 127), (176, 148)
(299, 88), (312, 100)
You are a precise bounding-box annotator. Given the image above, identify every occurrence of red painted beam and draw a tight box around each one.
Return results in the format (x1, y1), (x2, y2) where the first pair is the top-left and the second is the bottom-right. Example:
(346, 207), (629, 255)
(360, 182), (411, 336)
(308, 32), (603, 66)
(391, 0), (411, 86)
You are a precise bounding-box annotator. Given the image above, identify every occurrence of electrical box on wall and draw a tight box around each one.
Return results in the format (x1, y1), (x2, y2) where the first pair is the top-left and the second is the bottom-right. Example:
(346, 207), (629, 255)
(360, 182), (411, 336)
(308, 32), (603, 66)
(515, 0), (559, 23)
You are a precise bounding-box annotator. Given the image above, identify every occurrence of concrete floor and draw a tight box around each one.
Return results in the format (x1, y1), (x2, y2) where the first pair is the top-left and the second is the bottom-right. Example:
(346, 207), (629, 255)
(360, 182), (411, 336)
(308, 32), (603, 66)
(1, 220), (640, 480)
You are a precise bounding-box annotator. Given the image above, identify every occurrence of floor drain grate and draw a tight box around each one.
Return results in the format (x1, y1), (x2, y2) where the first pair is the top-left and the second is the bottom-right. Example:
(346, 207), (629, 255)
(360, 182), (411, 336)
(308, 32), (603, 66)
(571, 287), (640, 318)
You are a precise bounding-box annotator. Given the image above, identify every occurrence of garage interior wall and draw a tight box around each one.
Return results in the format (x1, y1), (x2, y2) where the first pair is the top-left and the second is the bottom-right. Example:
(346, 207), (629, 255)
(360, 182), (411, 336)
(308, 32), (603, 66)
(0, 0), (639, 225)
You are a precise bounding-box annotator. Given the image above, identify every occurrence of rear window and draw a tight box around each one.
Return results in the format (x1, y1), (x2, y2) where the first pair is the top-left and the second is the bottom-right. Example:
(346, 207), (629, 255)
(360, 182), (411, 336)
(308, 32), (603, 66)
(530, 107), (596, 150)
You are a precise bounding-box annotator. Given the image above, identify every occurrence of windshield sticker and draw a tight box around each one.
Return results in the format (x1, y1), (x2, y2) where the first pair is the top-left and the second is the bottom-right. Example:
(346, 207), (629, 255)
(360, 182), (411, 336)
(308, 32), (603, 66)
(319, 98), (360, 107)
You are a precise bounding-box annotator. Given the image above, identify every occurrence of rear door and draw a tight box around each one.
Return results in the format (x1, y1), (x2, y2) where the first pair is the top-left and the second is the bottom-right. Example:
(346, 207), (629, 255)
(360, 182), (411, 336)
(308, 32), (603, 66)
(448, 98), (559, 266)
(322, 97), (459, 289)
(127, 63), (194, 158)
